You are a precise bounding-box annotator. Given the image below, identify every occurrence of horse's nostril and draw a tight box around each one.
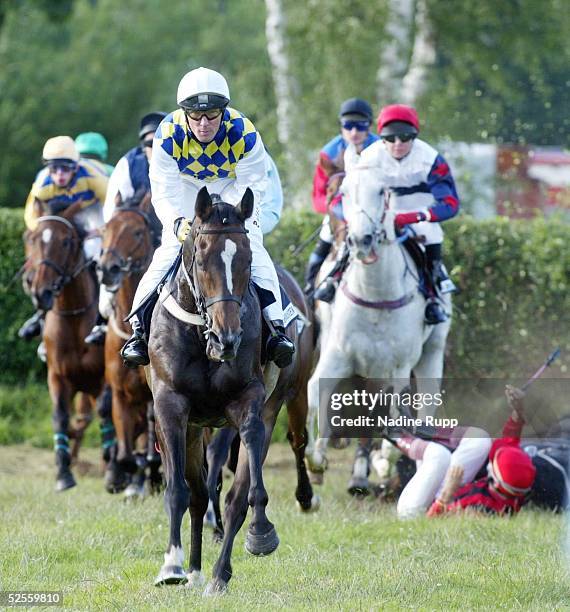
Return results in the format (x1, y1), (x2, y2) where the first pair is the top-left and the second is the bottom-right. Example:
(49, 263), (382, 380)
(109, 265), (121, 276)
(363, 234), (373, 247)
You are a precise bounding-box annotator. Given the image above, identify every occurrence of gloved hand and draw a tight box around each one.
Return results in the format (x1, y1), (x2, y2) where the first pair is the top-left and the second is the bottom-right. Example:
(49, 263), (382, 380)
(394, 211), (428, 227)
(174, 217), (192, 243)
(426, 499), (446, 517)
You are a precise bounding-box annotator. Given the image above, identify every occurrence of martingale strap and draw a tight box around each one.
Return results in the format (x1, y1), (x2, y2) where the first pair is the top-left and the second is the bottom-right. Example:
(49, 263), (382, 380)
(340, 281), (415, 310)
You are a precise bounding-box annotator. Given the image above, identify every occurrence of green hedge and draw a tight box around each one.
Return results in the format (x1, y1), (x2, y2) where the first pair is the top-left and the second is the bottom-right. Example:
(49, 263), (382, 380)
(1, 206), (568, 384)
(0, 208), (44, 384)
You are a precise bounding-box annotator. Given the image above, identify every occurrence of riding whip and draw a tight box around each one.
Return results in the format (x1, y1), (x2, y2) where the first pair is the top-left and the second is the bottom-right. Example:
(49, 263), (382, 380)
(521, 347), (561, 392)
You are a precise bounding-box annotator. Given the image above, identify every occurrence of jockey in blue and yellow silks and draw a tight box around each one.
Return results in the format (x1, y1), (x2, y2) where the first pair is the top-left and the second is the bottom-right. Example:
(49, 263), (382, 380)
(120, 67), (295, 369)
(19, 136), (108, 341)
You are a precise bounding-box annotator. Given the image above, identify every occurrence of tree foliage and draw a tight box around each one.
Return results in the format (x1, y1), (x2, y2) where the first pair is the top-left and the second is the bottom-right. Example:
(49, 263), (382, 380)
(1, 0), (570, 206)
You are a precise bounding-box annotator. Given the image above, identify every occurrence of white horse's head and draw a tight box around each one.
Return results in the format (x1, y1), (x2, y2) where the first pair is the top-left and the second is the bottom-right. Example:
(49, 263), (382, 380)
(342, 165), (396, 263)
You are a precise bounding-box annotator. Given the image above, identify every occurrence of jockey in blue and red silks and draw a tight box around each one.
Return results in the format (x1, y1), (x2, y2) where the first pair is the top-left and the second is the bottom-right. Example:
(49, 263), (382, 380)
(359, 104), (460, 324)
(304, 98), (379, 301)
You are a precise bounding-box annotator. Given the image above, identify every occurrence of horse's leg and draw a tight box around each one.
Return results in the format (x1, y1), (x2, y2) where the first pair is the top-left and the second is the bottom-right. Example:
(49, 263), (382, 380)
(348, 437), (373, 496)
(413, 321), (450, 421)
(205, 427), (238, 543)
(48, 373), (76, 492)
(95, 384), (128, 495)
(206, 382), (272, 596)
(70, 392), (94, 461)
(146, 400), (163, 494)
(112, 388), (138, 475)
(184, 426), (208, 588)
(285, 388), (319, 512)
(153, 387), (190, 586)
(306, 351), (354, 483)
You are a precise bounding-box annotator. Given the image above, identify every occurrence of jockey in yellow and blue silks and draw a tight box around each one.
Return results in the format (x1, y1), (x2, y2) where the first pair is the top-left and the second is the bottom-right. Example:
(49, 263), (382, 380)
(19, 136), (108, 340)
(120, 67), (295, 369)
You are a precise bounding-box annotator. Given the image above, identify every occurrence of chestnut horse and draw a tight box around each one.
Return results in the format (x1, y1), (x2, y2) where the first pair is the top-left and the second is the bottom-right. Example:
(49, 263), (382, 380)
(24, 200), (121, 491)
(98, 190), (162, 496)
(148, 188), (316, 594)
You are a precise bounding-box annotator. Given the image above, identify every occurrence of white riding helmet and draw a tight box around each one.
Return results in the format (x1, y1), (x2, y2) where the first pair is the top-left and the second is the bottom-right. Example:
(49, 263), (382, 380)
(177, 67), (230, 111)
(42, 136), (80, 164)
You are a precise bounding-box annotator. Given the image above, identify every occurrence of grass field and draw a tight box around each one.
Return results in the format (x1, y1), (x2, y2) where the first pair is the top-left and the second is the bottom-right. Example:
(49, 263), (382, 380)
(1, 443), (569, 610)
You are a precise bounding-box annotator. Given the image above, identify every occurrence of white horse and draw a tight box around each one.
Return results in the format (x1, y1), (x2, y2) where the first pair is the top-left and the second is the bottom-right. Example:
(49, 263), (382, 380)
(306, 164), (452, 493)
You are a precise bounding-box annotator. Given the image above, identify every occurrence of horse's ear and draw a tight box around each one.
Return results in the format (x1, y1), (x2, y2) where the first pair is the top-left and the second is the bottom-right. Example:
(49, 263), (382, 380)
(139, 190), (152, 213)
(236, 188), (254, 222)
(33, 198), (45, 218)
(60, 200), (85, 221)
(195, 186), (213, 222)
(115, 191), (124, 208)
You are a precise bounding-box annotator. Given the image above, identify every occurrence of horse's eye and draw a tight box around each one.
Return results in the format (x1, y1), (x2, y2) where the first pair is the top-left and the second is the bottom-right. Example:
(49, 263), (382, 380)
(62, 238), (70, 248)
(134, 230), (143, 239)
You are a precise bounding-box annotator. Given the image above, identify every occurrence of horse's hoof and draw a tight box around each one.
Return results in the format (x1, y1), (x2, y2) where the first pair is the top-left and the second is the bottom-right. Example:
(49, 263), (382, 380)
(347, 477), (370, 497)
(154, 565), (188, 586)
(309, 471), (324, 485)
(55, 473), (76, 492)
(245, 526), (279, 556)
(212, 528), (224, 544)
(124, 484), (145, 501)
(186, 570), (205, 588)
(305, 453), (328, 475)
(204, 504), (217, 529)
(203, 578), (228, 597)
(297, 494), (321, 513)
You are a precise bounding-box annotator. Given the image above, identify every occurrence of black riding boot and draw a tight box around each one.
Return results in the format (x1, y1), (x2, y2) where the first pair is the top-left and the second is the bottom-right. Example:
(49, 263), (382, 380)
(303, 238), (332, 297)
(18, 310), (44, 340)
(266, 320), (295, 368)
(120, 317), (149, 368)
(424, 244), (447, 325)
(85, 313), (108, 345)
(313, 242), (349, 304)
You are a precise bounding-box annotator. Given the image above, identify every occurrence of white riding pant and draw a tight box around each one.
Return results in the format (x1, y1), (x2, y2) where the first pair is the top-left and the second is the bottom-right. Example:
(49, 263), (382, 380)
(397, 427), (491, 519)
(130, 183), (282, 322)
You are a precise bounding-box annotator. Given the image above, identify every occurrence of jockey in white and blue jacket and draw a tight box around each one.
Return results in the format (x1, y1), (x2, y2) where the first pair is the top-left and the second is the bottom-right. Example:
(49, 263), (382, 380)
(357, 104), (460, 324)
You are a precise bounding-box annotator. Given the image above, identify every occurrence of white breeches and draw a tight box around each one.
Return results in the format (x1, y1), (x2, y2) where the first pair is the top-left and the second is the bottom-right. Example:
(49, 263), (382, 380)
(98, 286), (114, 320)
(130, 182), (282, 321)
(397, 428), (491, 519)
(319, 215), (334, 243)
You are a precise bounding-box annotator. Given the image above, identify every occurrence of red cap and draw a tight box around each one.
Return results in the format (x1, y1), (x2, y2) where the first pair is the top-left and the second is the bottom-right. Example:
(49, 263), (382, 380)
(377, 104), (420, 134)
(490, 446), (536, 497)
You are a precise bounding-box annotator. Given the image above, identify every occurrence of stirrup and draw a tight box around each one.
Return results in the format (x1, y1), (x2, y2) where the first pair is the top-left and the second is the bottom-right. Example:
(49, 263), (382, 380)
(313, 278), (337, 303)
(85, 324), (107, 346)
(425, 300), (447, 325)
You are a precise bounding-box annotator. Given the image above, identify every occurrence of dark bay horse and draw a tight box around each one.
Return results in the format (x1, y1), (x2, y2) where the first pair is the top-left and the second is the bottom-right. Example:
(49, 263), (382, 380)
(25, 200), (119, 491)
(98, 190), (162, 496)
(204, 261), (318, 543)
(148, 187), (315, 594)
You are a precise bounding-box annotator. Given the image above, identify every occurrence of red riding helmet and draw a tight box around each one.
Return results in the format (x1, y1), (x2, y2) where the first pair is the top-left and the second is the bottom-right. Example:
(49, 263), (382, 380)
(377, 104), (420, 136)
(489, 446), (536, 497)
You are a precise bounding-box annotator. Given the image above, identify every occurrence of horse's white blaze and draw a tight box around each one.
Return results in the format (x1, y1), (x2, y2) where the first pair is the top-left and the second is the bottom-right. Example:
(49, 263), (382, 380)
(164, 545), (184, 567)
(41, 228), (52, 243)
(221, 239), (237, 294)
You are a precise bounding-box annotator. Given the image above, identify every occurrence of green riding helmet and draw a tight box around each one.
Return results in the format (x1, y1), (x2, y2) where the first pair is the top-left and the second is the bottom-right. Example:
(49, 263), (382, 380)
(75, 132), (109, 161)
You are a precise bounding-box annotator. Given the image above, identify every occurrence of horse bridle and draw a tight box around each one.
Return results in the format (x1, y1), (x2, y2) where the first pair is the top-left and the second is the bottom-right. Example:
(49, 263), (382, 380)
(32, 216), (93, 302)
(100, 208), (156, 280)
(181, 220), (250, 327)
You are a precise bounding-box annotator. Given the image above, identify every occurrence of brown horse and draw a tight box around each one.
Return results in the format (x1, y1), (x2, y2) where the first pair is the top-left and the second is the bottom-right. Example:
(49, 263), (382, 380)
(25, 200), (120, 491)
(205, 263), (318, 543)
(148, 188), (316, 594)
(98, 190), (162, 495)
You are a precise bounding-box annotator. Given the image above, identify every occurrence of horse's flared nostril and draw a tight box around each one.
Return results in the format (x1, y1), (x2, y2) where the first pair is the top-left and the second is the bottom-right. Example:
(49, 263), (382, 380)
(38, 289), (54, 311)
(362, 234), (373, 248)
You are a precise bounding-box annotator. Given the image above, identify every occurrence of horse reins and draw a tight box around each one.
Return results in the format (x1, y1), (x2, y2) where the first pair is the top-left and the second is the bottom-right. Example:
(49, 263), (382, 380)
(33, 216), (97, 316)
